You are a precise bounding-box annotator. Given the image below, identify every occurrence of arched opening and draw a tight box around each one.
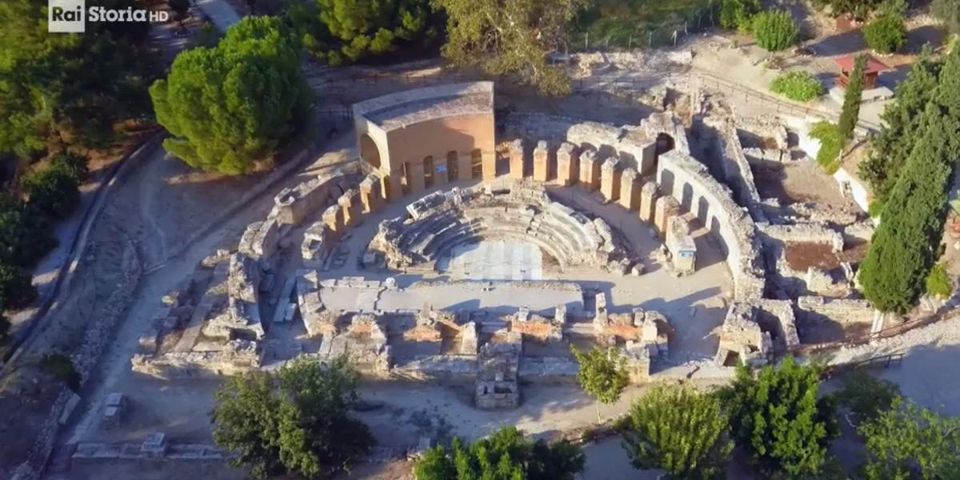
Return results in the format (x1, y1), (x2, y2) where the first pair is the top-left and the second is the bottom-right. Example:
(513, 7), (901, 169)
(659, 169), (675, 197)
(655, 133), (675, 155)
(359, 134), (381, 169)
(681, 183), (694, 212)
(424, 156), (435, 188)
(447, 151), (459, 182)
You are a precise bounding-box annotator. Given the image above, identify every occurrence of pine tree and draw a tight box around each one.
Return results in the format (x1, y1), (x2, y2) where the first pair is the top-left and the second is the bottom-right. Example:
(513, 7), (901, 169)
(859, 48), (941, 206)
(838, 54), (868, 141)
(860, 46), (960, 313)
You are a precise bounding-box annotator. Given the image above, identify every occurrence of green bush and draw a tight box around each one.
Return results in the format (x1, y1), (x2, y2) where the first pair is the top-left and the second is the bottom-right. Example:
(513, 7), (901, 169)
(719, 0), (761, 31)
(864, 13), (907, 54)
(22, 159), (83, 220)
(40, 353), (81, 391)
(926, 262), (953, 298)
(771, 71), (825, 102)
(752, 10), (798, 52)
(0, 263), (36, 310)
(810, 121), (843, 173)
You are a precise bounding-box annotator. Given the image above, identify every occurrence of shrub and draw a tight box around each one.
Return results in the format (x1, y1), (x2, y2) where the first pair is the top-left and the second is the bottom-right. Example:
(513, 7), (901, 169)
(864, 12), (907, 54)
(752, 10), (798, 52)
(810, 121), (843, 173)
(0, 263), (36, 310)
(414, 427), (585, 480)
(22, 160), (82, 220)
(926, 262), (953, 298)
(40, 353), (81, 391)
(0, 314), (9, 342)
(771, 71), (825, 101)
(719, 0), (761, 31)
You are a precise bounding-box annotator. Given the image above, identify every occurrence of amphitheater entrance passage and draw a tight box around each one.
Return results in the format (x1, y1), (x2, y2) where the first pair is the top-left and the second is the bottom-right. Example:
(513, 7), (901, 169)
(360, 134), (381, 169)
(436, 240), (544, 280)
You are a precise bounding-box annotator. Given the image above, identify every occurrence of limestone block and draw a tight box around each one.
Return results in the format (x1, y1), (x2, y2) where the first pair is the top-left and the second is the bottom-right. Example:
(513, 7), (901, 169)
(509, 139), (525, 179)
(579, 149), (601, 191)
(619, 168), (641, 211)
(638, 181), (659, 223)
(556, 142), (579, 186)
(653, 196), (680, 237)
(600, 157), (621, 202)
(533, 140), (550, 182)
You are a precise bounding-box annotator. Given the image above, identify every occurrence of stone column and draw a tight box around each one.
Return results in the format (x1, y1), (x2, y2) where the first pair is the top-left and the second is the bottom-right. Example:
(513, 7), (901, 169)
(322, 204), (344, 235)
(457, 152), (473, 181)
(533, 140), (550, 183)
(654, 196), (681, 237)
(359, 175), (382, 213)
(556, 142), (579, 186)
(579, 149), (601, 191)
(407, 160), (426, 194)
(619, 168), (641, 211)
(600, 157), (621, 202)
(509, 139), (525, 180)
(639, 181), (659, 223)
(482, 151), (497, 181)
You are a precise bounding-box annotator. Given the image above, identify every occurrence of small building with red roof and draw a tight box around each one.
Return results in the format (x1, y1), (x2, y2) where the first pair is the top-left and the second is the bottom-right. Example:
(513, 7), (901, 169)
(834, 55), (890, 89)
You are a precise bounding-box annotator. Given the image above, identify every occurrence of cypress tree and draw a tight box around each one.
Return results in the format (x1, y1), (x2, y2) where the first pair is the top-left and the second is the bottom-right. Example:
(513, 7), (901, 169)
(838, 54), (868, 141)
(859, 48), (941, 206)
(859, 46), (960, 313)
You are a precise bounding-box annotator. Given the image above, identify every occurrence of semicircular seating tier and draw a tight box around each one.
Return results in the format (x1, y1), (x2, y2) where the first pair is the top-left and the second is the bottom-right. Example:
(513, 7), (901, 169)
(370, 185), (632, 272)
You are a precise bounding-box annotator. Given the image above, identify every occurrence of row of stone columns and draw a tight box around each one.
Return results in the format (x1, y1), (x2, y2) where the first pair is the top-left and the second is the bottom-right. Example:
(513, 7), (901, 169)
(505, 138), (683, 241)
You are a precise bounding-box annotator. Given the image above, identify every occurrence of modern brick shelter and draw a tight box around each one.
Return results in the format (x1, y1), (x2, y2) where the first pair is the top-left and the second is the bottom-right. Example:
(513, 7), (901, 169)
(352, 82), (497, 201)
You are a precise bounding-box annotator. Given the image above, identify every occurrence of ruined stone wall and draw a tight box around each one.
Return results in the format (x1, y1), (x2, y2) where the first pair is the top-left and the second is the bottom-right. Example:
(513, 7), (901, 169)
(702, 115), (766, 223)
(656, 151), (765, 301)
(760, 223), (845, 251)
(796, 296), (876, 325)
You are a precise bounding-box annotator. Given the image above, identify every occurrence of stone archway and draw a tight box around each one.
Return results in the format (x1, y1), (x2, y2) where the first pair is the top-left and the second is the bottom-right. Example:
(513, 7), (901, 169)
(360, 134), (382, 169)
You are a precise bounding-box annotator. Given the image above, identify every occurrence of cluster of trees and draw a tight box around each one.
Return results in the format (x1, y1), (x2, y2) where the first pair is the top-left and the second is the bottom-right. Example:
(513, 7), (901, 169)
(0, 0), (154, 338)
(284, 0), (440, 66)
(214, 353), (960, 479)
(212, 357), (373, 479)
(933, 0), (960, 35)
(859, 45), (960, 313)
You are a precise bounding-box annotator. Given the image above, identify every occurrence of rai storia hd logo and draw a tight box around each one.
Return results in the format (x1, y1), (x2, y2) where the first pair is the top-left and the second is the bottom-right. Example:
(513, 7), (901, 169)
(48, 0), (170, 33)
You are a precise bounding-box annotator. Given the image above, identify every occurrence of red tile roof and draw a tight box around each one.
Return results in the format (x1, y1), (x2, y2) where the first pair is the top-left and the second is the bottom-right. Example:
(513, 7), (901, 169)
(834, 55), (890, 74)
